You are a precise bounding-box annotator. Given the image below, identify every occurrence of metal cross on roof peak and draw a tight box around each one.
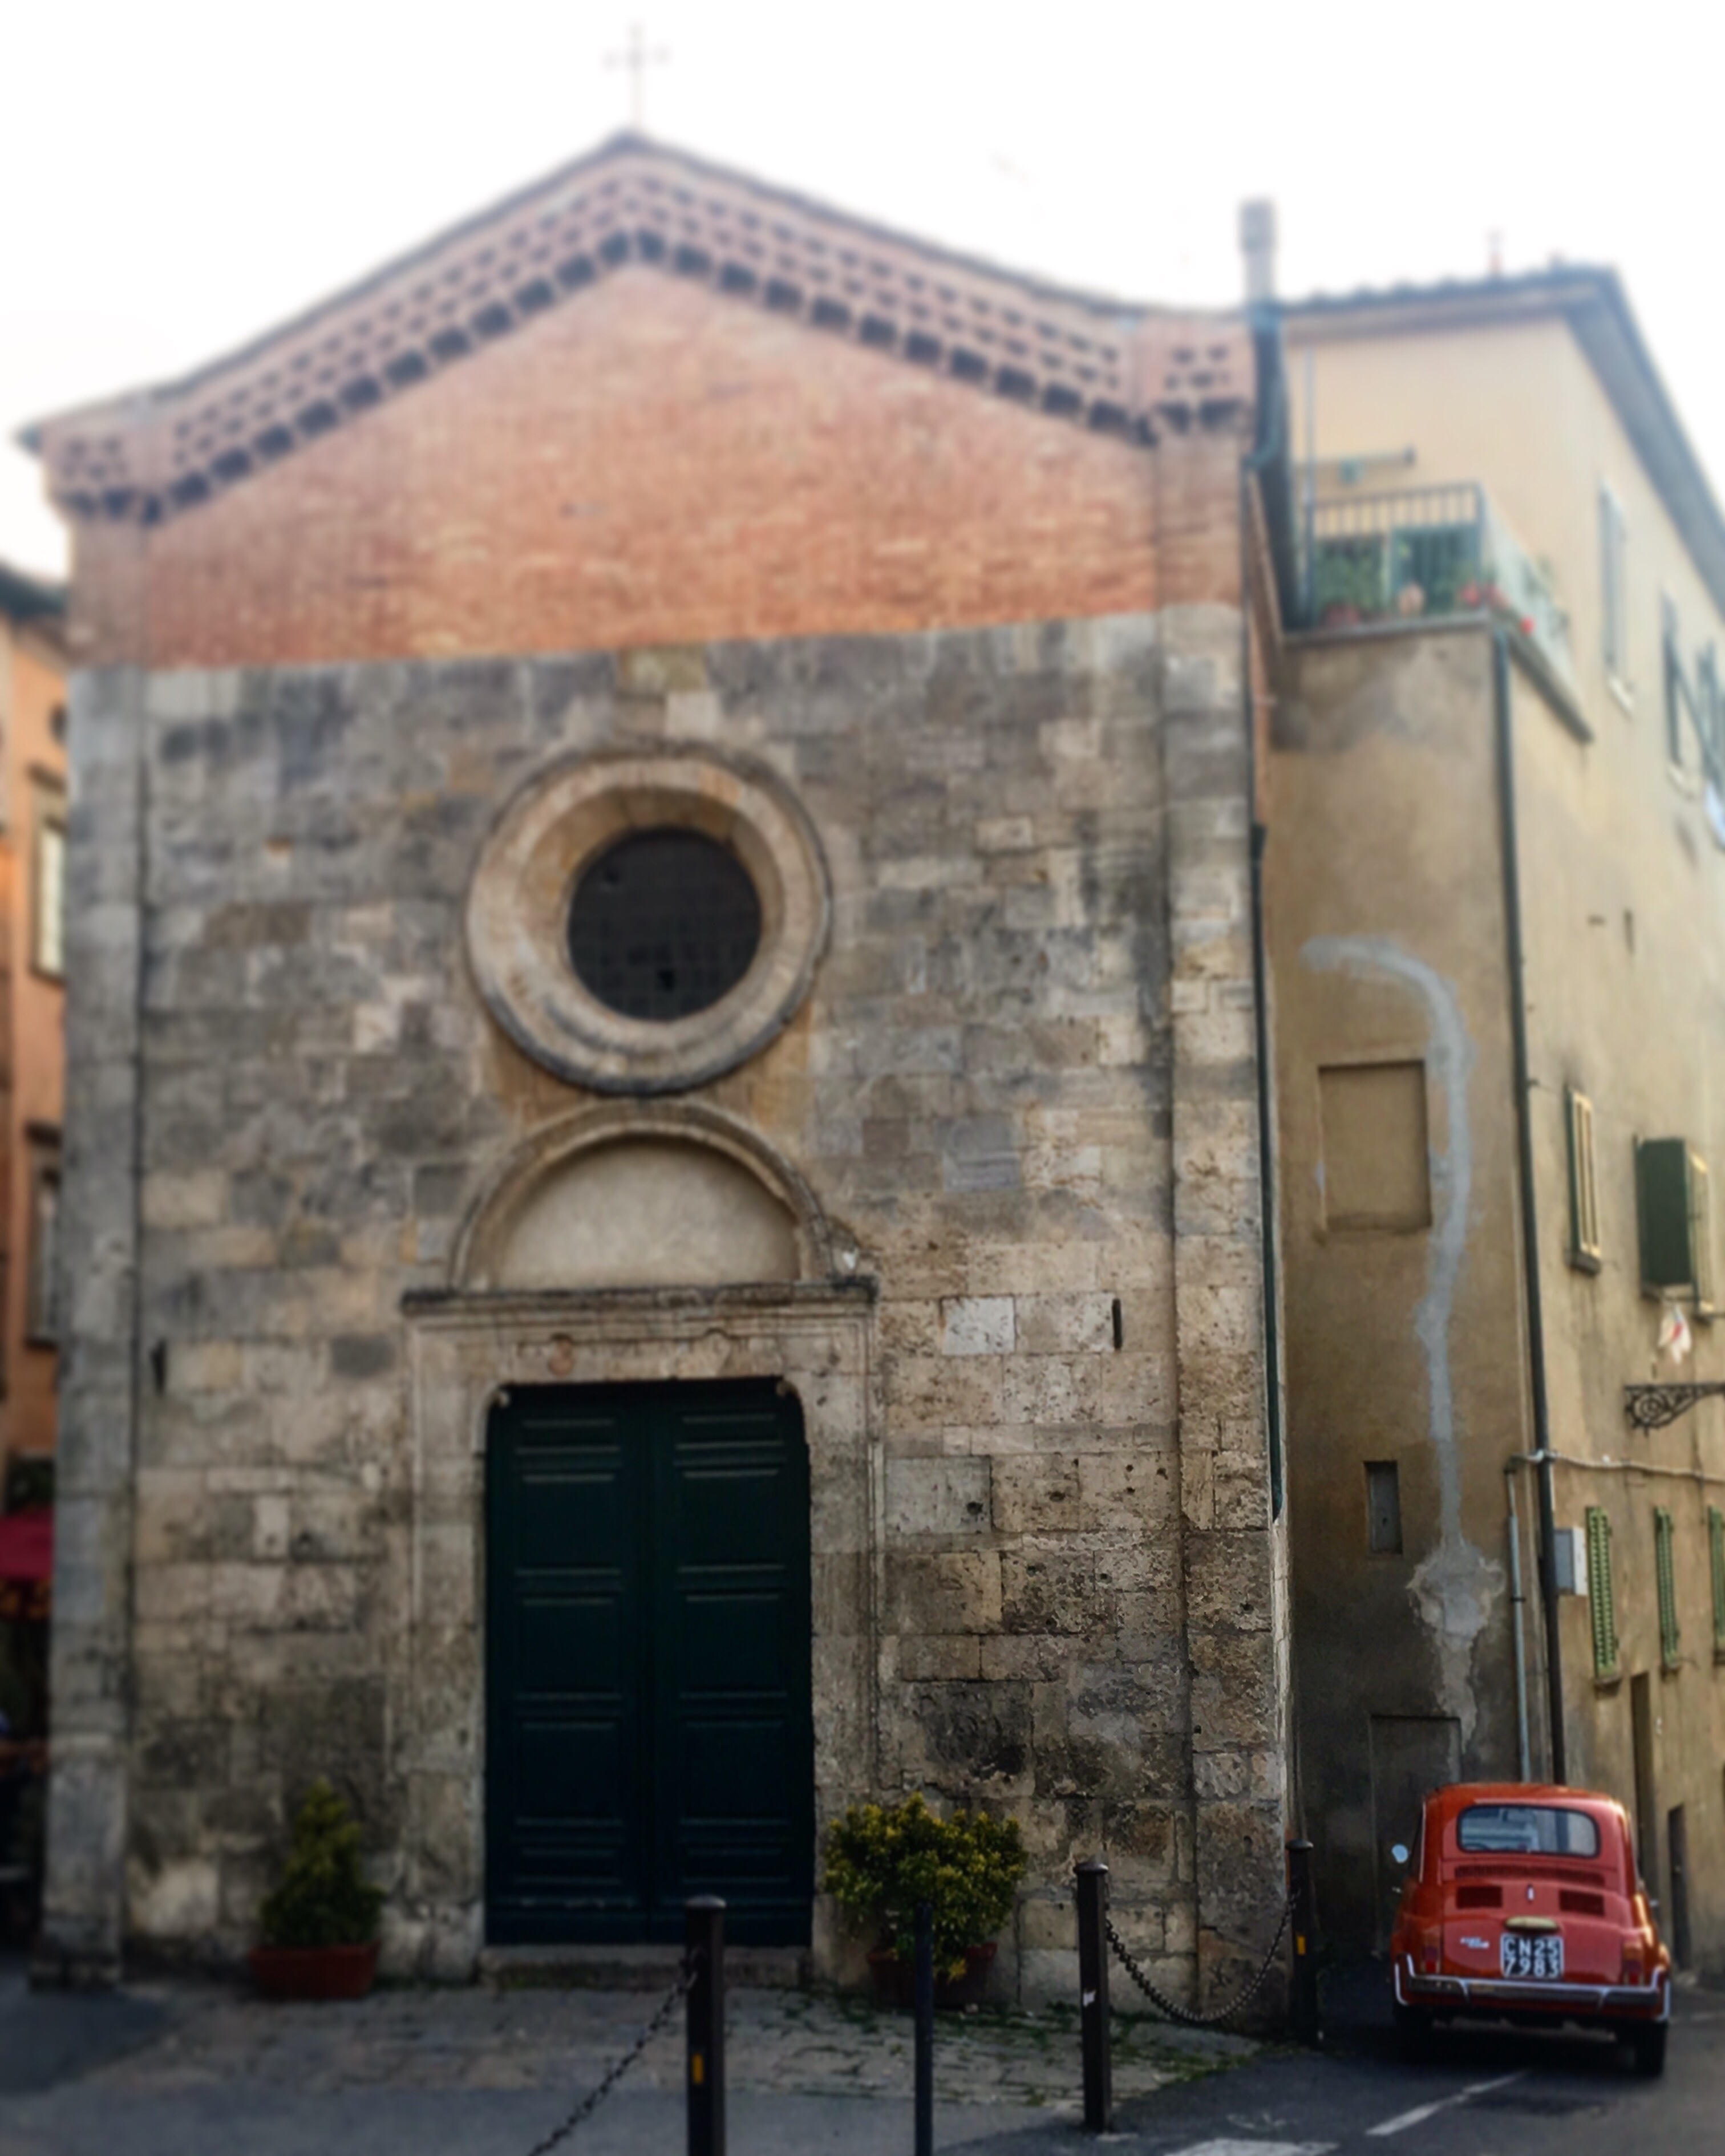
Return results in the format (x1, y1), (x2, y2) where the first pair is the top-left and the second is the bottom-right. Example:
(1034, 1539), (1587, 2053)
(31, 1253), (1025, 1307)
(606, 21), (670, 131)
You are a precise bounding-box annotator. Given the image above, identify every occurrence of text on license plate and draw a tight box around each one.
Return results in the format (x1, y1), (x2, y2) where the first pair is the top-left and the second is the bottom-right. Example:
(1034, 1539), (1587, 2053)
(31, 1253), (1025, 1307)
(1501, 1932), (1563, 1980)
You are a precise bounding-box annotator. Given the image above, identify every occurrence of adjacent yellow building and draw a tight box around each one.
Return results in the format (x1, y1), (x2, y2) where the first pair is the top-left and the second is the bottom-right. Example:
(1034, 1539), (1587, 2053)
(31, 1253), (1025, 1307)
(1265, 269), (1725, 1969)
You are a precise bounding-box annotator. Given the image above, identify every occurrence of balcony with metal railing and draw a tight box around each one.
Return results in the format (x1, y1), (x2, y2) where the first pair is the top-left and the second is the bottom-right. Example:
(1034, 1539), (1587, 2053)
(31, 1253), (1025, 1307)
(1296, 481), (1574, 690)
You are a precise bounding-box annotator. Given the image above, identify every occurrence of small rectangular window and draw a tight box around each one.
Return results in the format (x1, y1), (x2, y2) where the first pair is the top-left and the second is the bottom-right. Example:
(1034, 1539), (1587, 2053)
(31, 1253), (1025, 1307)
(33, 800), (66, 980)
(1662, 593), (1684, 765)
(1553, 1525), (1589, 1596)
(25, 1137), (59, 1347)
(1586, 1506), (1619, 1680)
(1654, 1506), (1681, 1670)
(1709, 1506), (1725, 1659)
(1601, 484), (1629, 687)
(1565, 1088), (1602, 1269)
(1366, 1461), (1403, 1554)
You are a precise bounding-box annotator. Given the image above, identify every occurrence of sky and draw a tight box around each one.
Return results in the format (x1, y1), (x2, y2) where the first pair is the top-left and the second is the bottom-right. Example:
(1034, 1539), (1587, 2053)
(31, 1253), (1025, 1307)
(4, 0), (1724, 578)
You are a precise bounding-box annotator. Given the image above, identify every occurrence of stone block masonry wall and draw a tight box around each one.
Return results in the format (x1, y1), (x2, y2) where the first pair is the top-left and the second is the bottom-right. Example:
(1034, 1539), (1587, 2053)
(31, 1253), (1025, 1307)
(41, 607), (1286, 2000)
(38, 667), (147, 1981)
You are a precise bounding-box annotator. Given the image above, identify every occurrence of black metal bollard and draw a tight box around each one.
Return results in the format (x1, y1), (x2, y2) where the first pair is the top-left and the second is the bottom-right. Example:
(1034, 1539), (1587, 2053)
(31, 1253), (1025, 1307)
(914, 1899), (934, 2156)
(1286, 1839), (1318, 2046)
(686, 1896), (726, 2156)
(1075, 1859), (1112, 2133)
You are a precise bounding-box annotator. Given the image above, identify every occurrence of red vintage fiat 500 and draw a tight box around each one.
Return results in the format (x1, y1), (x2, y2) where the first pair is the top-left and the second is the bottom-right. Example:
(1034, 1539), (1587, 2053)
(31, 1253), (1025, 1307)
(1390, 1783), (1671, 2075)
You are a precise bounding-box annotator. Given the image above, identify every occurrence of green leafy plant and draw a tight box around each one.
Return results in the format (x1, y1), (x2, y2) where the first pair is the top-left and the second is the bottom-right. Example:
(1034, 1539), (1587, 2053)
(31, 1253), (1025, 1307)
(1311, 536), (1387, 621)
(823, 1793), (1026, 1979)
(258, 1781), (384, 1950)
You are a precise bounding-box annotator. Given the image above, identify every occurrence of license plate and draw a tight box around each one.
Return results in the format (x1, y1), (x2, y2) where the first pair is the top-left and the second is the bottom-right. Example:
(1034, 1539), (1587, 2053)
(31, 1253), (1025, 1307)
(1501, 1932), (1563, 1980)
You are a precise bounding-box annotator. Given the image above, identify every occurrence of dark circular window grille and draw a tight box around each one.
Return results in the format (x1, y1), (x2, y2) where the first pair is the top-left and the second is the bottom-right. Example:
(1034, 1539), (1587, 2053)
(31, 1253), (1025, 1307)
(567, 828), (763, 1022)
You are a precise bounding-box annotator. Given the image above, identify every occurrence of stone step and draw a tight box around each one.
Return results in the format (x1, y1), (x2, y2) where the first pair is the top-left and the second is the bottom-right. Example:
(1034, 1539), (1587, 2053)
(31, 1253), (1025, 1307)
(477, 1944), (812, 1992)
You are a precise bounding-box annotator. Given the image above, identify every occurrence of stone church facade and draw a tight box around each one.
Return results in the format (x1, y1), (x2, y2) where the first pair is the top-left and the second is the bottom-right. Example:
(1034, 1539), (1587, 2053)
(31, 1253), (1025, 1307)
(29, 137), (1289, 2000)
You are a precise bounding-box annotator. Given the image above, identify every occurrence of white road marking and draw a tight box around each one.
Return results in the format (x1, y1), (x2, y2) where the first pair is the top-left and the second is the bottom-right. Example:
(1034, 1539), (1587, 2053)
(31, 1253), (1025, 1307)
(1365, 2070), (1525, 2136)
(1164, 2143), (1336, 2156)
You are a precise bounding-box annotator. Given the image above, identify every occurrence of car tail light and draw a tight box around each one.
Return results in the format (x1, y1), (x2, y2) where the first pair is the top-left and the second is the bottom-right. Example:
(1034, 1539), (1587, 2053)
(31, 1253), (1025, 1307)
(1621, 1939), (1645, 1983)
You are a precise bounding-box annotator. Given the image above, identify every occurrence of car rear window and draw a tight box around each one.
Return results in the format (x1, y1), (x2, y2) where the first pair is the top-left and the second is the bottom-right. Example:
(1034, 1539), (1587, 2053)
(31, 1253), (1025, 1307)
(1456, 1804), (1601, 1858)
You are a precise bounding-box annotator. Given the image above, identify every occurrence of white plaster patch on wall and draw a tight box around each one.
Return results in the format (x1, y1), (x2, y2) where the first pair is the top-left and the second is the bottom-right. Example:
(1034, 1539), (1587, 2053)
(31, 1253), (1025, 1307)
(1302, 934), (1503, 1742)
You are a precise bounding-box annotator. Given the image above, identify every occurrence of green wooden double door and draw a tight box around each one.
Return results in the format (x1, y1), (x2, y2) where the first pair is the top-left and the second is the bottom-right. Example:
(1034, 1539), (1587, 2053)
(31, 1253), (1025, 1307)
(485, 1380), (814, 1944)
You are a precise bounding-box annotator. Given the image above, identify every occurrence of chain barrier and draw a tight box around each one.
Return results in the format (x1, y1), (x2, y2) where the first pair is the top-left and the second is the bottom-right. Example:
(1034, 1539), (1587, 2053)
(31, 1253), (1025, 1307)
(1104, 1891), (1294, 2030)
(520, 1952), (697, 2156)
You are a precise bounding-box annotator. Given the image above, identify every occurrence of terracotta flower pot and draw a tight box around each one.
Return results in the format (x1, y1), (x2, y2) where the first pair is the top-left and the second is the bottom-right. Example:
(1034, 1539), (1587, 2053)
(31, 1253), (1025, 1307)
(868, 1940), (996, 2010)
(248, 1941), (379, 2001)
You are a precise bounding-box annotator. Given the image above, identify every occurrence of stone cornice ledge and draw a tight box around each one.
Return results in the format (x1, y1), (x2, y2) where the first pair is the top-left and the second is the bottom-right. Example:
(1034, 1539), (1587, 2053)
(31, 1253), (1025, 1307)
(401, 1276), (880, 1331)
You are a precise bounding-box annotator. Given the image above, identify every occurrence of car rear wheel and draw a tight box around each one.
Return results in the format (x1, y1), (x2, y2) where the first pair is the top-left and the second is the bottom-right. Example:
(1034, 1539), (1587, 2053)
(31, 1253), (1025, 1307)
(1627, 2023), (1667, 2078)
(1392, 2000), (1432, 2053)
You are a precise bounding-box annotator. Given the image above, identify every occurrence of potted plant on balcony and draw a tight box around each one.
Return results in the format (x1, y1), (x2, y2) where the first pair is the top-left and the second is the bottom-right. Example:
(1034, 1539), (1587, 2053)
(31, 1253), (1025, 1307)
(249, 1780), (384, 2001)
(823, 1792), (1026, 2009)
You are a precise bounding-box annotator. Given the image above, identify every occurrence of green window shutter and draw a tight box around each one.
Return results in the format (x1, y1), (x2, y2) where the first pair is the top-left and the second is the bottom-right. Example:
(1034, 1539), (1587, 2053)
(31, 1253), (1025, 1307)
(1654, 1507), (1681, 1669)
(1710, 1506), (1725, 1657)
(1586, 1506), (1618, 1679)
(1637, 1138), (1695, 1295)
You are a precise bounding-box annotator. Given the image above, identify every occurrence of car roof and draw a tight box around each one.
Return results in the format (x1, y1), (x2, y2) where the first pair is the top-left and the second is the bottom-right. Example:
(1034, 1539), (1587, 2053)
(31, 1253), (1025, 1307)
(1424, 1782), (1626, 1817)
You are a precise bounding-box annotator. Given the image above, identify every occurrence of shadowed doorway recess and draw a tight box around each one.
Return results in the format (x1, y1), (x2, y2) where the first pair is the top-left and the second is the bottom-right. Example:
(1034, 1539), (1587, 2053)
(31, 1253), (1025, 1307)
(485, 1379), (814, 1946)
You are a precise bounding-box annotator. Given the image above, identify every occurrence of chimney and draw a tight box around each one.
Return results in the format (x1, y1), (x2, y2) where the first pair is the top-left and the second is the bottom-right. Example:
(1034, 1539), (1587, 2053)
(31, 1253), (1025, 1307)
(1240, 199), (1277, 305)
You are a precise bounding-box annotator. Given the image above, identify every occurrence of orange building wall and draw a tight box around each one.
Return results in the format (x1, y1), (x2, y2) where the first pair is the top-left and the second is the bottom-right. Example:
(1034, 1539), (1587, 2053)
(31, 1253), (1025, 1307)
(1, 618), (64, 1464)
(74, 269), (1215, 671)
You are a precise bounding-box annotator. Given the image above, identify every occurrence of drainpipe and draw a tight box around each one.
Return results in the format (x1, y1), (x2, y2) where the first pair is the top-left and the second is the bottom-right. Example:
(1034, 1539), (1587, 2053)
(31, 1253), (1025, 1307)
(1503, 1464), (1533, 1781)
(1240, 300), (1287, 1518)
(1492, 630), (1566, 1784)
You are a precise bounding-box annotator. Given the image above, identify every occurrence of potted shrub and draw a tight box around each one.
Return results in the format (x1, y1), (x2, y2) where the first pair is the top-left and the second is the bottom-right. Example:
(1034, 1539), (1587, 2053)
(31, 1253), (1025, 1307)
(823, 1792), (1026, 2009)
(249, 1780), (384, 2001)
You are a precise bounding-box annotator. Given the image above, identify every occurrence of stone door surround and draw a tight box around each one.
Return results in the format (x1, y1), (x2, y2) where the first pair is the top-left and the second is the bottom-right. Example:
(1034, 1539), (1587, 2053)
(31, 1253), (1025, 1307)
(394, 1104), (876, 1976)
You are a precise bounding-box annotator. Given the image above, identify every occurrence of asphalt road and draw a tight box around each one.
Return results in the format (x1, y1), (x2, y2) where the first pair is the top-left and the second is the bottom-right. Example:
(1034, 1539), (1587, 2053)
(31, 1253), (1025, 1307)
(945, 1975), (1725, 2156)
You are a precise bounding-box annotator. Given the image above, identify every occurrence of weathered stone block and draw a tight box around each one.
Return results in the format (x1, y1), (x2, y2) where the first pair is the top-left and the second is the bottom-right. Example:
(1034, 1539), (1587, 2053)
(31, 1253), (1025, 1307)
(884, 1457), (991, 1538)
(888, 1553), (1003, 1635)
(990, 1453), (1083, 1535)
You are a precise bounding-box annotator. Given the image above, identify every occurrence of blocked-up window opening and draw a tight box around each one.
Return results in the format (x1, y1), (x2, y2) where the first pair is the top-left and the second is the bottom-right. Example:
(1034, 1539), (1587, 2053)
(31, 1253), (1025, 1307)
(1586, 1506), (1618, 1680)
(1366, 1461), (1403, 1554)
(1566, 1088), (1602, 1269)
(1318, 1061), (1431, 1232)
(1654, 1506), (1681, 1669)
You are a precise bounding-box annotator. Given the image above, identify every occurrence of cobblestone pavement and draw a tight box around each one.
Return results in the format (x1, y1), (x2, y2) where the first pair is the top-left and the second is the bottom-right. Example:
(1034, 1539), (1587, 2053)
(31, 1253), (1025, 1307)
(100, 1977), (1254, 2105)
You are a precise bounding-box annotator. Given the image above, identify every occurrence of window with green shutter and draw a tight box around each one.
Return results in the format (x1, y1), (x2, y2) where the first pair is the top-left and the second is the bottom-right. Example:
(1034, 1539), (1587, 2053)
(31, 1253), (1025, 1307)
(1586, 1506), (1619, 1680)
(1637, 1138), (1716, 1312)
(1710, 1506), (1725, 1659)
(1654, 1507), (1681, 1669)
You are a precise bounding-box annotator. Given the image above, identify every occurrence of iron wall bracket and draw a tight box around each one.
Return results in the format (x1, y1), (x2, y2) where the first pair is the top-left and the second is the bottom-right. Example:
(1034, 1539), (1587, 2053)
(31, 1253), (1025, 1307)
(1623, 1381), (1725, 1430)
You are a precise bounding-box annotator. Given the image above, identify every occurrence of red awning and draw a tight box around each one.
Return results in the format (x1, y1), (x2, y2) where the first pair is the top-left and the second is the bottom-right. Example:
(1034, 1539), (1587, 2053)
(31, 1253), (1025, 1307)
(0, 1511), (52, 1584)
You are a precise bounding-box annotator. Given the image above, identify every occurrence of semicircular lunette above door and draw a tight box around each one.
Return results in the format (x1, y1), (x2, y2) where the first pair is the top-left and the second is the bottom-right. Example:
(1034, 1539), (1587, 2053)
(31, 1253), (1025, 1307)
(492, 1137), (798, 1290)
(453, 1103), (837, 1292)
